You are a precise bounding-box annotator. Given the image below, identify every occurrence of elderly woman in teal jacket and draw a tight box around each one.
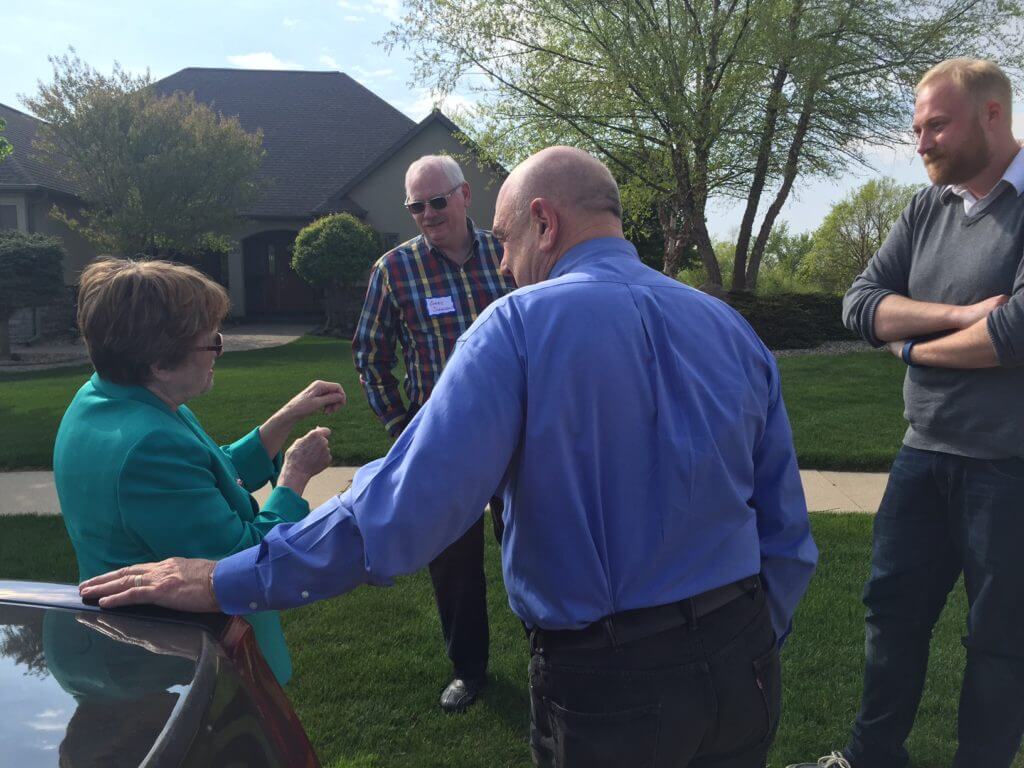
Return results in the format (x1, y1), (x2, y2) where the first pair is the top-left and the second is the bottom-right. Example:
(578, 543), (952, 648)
(54, 257), (346, 685)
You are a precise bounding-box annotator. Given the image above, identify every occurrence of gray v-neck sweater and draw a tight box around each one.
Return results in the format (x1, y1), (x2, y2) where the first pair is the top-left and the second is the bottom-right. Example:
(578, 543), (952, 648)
(843, 183), (1024, 459)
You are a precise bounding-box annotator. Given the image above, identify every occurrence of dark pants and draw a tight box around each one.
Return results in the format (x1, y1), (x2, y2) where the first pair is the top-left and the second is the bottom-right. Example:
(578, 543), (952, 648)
(845, 446), (1024, 768)
(401, 403), (504, 681)
(529, 583), (780, 768)
(428, 496), (505, 680)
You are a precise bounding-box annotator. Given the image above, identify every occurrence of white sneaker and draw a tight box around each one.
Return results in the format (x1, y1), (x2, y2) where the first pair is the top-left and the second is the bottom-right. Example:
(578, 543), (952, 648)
(785, 752), (853, 768)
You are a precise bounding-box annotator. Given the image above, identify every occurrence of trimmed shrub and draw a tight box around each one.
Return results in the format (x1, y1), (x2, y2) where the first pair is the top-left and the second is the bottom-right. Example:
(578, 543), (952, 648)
(722, 292), (858, 350)
(292, 213), (380, 333)
(0, 230), (66, 357)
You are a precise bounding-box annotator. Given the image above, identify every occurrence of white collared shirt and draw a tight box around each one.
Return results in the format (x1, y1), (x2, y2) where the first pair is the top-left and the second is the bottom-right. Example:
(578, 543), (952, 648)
(945, 146), (1024, 215)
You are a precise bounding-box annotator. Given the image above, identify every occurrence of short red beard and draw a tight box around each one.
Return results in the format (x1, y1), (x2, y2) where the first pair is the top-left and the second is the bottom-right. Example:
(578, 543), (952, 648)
(923, 123), (991, 186)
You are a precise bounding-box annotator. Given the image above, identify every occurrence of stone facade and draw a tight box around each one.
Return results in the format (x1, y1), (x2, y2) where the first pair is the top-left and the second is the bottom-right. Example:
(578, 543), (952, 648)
(9, 287), (78, 344)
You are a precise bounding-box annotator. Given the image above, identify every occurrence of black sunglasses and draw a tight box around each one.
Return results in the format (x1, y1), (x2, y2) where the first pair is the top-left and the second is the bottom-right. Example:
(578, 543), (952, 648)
(404, 185), (462, 214)
(193, 332), (224, 357)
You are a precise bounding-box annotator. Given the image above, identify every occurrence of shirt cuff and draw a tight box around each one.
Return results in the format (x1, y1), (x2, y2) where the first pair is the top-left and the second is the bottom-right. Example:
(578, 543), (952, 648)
(213, 546), (264, 615)
(225, 427), (281, 490)
(987, 308), (1021, 367)
(384, 411), (409, 438)
(261, 485), (310, 523)
(862, 289), (895, 348)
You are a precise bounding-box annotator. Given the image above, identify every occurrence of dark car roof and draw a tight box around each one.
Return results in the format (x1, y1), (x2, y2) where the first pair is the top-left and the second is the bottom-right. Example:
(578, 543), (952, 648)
(0, 579), (102, 611)
(0, 581), (216, 767)
(0, 579), (231, 630)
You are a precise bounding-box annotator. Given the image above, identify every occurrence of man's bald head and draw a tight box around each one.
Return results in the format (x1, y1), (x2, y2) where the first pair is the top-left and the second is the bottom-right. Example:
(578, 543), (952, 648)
(493, 147), (626, 286)
(505, 146), (622, 221)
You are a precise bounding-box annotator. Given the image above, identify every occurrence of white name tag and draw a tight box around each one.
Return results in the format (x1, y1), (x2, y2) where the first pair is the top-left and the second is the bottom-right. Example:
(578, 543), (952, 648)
(426, 296), (456, 316)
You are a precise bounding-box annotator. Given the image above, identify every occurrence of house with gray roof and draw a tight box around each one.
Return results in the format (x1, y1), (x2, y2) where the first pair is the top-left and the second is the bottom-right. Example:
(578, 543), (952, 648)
(0, 67), (504, 324)
(0, 103), (95, 342)
(0, 103), (94, 275)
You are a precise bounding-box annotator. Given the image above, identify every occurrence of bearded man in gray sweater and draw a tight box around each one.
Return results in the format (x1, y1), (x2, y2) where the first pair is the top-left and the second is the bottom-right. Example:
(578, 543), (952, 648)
(789, 59), (1024, 768)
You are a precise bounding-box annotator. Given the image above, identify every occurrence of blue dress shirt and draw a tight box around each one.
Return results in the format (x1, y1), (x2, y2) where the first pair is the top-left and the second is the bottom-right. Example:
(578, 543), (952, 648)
(215, 238), (817, 640)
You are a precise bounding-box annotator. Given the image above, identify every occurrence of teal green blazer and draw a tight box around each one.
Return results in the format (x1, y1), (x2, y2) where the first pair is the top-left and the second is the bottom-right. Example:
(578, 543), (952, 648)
(53, 373), (309, 684)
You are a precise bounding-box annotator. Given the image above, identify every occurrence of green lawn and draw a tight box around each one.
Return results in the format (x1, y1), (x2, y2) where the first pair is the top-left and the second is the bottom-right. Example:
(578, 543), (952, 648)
(0, 338), (905, 471)
(1, 513), (1016, 767)
(777, 351), (907, 471)
(0, 336), (395, 470)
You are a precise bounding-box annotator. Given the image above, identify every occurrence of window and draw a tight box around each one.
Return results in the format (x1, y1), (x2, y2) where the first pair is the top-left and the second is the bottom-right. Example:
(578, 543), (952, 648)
(0, 205), (17, 230)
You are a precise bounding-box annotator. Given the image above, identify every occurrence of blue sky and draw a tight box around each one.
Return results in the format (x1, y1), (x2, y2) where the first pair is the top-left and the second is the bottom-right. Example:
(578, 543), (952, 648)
(2, 0), (1002, 238)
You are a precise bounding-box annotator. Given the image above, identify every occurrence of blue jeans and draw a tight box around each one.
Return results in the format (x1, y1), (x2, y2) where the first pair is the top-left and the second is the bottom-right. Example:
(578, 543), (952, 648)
(845, 446), (1024, 768)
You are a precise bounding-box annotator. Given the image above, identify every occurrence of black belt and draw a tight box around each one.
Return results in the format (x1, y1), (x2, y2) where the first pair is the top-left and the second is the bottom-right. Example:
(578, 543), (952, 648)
(530, 575), (761, 653)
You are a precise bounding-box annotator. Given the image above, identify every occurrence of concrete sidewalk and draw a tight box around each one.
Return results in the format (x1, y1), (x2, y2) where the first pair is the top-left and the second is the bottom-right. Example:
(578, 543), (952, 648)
(0, 467), (885, 517)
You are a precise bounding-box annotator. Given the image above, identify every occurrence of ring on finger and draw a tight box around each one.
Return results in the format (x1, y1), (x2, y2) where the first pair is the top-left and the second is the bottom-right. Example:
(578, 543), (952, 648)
(134, 575), (142, 589)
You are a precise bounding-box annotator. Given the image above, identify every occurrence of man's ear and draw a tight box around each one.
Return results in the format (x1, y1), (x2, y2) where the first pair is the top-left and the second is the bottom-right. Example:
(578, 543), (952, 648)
(530, 198), (556, 246)
(984, 98), (1006, 130)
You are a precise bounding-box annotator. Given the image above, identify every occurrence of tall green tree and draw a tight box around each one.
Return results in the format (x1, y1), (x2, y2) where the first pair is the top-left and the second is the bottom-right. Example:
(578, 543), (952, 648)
(23, 51), (264, 257)
(755, 221), (815, 294)
(761, 221), (814, 276)
(0, 118), (11, 163)
(620, 197), (699, 273)
(801, 177), (917, 294)
(387, 0), (1023, 290)
(292, 213), (380, 333)
(0, 231), (66, 359)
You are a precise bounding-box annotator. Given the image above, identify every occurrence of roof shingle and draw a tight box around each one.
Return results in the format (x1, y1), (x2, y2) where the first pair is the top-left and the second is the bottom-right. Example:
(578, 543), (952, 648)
(0, 103), (81, 197)
(152, 68), (417, 219)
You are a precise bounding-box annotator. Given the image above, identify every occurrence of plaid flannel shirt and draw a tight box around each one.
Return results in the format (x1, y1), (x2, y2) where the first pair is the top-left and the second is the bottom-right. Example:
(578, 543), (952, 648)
(352, 221), (514, 437)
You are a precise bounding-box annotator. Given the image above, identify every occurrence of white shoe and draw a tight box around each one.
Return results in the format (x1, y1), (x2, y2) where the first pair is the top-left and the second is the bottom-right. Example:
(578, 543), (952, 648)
(785, 752), (853, 768)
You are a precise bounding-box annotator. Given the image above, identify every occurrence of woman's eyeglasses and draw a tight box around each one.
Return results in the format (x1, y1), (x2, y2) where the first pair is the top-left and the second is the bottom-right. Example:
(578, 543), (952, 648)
(404, 185), (462, 214)
(193, 332), (224, 357)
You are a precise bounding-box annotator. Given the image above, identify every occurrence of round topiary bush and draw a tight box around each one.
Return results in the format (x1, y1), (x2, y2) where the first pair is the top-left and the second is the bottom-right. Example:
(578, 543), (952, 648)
(292, 213), (380, 333)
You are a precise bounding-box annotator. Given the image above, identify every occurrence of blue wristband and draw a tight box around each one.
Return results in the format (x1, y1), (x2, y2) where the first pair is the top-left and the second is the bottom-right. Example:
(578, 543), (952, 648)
(901, 340), (917, 366)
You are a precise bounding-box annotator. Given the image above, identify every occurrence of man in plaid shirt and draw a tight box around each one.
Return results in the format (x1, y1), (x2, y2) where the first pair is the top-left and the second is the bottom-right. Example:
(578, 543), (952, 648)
(352, 155), (514, 713)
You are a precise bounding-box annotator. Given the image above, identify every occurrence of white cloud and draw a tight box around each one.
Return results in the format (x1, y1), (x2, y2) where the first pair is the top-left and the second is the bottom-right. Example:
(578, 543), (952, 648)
(343, 14), (366, 22)
(282, 17), (300, 27)
(366, 0), (402, 20)
(337, 0), (402, 20)
(226, 52), (301, 70)
(319, 54), (341, 69)
(402, 90), (478, 121)
(351, 65), (394, 82)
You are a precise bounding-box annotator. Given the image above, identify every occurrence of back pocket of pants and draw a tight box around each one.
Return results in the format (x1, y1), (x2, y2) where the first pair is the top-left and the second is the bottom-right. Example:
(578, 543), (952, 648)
(547, 699), (660, 768)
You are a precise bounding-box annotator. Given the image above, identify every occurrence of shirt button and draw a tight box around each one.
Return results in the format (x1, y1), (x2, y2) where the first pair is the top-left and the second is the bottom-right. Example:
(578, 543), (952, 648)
(236, 478), (244, 486)
(301, 590), (310, 599)
(249, 601), (258, 610)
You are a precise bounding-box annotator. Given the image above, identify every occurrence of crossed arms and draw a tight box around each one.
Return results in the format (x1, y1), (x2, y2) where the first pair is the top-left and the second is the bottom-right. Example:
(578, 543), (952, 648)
(873, 293), (1007, 368)
(842, 195), (1024, 370)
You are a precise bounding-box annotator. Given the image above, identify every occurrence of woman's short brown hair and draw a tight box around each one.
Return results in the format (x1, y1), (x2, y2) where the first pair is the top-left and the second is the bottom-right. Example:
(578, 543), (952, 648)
(77, 258), (230, 385)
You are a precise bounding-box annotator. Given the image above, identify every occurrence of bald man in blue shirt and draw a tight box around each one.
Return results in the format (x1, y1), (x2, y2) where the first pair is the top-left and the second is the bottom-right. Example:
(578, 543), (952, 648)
(83, 146), (817, 767)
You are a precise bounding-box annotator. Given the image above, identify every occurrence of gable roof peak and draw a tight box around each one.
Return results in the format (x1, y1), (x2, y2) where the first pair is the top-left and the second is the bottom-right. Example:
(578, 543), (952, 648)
(174, 66), (342, 76)
(151, 66), (417, 219)
(0, 102), (81, 196)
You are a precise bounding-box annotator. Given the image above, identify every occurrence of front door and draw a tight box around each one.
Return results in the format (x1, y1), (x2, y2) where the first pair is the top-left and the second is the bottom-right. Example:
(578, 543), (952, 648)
(242, 231), (321, 315)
